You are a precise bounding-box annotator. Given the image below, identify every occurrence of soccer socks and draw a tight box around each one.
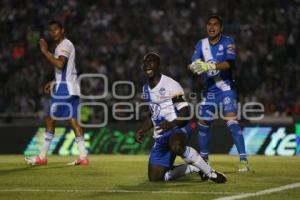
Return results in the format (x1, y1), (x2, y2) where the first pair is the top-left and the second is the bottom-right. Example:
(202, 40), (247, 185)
(39, 132), (54, 159)
(197, 122), (211, 160)
(227, 120), (247, 161)
(164, 164), (199, 181)
(75, 136), (87, 159)
(182, 146), (213, 176)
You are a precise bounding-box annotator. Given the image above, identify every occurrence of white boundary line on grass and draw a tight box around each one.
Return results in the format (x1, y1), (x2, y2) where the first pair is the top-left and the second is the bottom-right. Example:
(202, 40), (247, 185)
(0, 188), (241, 195)
(214, 182), (300, 200)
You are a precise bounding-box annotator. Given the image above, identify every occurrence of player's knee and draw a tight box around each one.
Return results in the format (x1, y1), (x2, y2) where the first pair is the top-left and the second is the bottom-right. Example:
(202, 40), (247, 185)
(170, 142), (185, 156)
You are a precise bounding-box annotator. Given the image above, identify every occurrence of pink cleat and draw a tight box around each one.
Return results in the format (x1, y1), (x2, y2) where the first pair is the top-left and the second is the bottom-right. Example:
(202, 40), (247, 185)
(67, 157), (89, 166)
(24, 156), (47, 165)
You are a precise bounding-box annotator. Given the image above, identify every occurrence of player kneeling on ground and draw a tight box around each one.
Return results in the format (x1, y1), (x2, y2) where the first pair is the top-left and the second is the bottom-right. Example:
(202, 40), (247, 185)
(136, 52), (226, 183)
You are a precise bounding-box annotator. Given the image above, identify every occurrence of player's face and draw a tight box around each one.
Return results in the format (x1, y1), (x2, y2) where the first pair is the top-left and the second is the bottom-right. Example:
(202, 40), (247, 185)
(48, 24), (64, 42)
(206, 18), (222, 38)
(143, 55), (160, 78)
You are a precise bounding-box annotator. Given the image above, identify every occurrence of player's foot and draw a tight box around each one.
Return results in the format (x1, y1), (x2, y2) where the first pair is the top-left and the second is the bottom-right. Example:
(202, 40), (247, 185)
(24, 156), (47, 165)
(67, 157), (89, 166)
(209, 170), (227, 184)
(198, 170), (209, 181)
(238, 160), (249, 172)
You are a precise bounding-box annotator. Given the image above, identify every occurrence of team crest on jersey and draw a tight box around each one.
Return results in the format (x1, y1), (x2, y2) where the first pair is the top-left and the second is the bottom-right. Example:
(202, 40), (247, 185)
(159, 87), (166, 96)
(218, 44), (224, 51)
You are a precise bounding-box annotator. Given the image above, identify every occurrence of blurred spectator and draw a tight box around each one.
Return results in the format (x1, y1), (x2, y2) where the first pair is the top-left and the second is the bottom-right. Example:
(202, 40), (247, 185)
(0, 0), (299, 120)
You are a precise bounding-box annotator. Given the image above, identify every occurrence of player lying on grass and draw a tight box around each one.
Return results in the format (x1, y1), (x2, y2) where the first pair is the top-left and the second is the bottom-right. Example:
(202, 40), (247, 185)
(136, 52), (226, 183)
(25, 20), (88, 166)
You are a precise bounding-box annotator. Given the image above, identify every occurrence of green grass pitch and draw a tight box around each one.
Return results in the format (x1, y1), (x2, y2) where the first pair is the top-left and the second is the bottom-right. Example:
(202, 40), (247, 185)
(0, 155), (299, 200)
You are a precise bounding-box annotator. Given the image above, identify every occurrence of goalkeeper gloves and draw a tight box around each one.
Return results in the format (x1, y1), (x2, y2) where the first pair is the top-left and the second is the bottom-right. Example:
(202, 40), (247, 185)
(189, 59), (216, 75)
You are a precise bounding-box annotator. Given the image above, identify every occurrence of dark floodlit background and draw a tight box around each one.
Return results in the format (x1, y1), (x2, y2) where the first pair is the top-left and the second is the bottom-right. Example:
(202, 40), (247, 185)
(0, 0), (299, 159)
(0, 0), (299, 124)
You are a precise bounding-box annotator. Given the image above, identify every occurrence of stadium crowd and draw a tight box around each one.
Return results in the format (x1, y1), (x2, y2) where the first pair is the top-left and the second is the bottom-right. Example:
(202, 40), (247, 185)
(0, 0), (299, 120)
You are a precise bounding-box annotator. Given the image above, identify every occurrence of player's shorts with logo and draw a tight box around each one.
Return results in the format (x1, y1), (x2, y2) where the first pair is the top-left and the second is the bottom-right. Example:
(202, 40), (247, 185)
(199, 90), (237, 121)
(149, 123), (192, 168)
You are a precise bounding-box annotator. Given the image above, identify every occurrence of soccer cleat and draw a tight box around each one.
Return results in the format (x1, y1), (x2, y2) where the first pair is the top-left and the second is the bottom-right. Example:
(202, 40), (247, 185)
(24, 156), (47, 165)
(209, 170), (227, 184)
(198, 170), (209, 181)
(67, 157), (89, 166)
(238, 160), (250, 172)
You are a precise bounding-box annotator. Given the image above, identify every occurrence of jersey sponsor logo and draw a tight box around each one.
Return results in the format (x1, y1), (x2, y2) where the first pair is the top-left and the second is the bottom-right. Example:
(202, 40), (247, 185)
(227, 44), (236, 55)
(159, 87), (166, 96)
(223, 97), (231, 105)
(206, 59), (220, 76)
(227, 44), (236, 49)
(149, 102), (161, 119)
(216, 52), (224, 56)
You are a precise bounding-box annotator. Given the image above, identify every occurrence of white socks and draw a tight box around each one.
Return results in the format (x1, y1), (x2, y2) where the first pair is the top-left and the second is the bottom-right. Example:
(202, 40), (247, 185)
(182, 146), (213, 176)
(75, 136), (87, 159)
(39, 132), (54, 159)
(164, 164), (199, 181)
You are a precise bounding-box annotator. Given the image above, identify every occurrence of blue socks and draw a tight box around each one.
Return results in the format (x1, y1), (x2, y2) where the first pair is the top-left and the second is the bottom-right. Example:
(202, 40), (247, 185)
(197, 122), (211, 160)
(227, 120), (247, 161)
(198, 120), (247, 161)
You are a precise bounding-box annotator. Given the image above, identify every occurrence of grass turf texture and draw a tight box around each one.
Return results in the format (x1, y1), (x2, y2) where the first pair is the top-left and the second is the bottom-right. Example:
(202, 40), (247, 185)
(0, 155), (299, 200)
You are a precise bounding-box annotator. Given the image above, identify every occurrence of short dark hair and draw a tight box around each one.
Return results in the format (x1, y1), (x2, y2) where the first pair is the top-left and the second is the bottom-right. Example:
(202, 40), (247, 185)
(143, 52), (160, 64)
(48, 20), (63, 29)
(207, 15), (223, 26)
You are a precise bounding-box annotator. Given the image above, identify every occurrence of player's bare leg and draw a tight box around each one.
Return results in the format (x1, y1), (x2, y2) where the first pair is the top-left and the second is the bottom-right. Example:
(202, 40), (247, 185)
(25, 117), (55, 165)
(148, 165), (168, 182)
(67, 118), (89, 166)
(224, 112), (249, 172)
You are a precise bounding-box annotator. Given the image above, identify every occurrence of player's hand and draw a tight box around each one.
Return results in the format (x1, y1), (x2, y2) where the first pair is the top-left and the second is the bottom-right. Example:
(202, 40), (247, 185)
(135, 129), (145, 143)
(189, 59), (205, 75)
(157, 121), (175, 134)
(43, 81), (53, 95)
(39, 38), (48, 54)
(189, 59), (216, 75)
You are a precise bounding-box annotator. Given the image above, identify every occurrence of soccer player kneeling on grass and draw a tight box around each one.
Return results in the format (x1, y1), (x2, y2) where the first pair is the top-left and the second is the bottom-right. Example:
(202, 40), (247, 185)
(24, 21), (88, 166)
(136, 52), (226, 183)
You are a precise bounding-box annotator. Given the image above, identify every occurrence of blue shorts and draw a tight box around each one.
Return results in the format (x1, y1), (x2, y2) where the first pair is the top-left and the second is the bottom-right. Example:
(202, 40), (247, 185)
(198, 90), (237, 121)
(149, 123), (192, 168)
(47, 95), (80, 120)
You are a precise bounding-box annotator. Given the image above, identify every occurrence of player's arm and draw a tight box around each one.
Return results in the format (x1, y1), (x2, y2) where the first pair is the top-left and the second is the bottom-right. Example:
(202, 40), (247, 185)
(190, 40), (236, 74)
(44, 80), (55, 94)
(215, 60), (234, 70)
(39, 38), (67, 70)
(136, 111), (153, 143)
(157, 95), (190, 133)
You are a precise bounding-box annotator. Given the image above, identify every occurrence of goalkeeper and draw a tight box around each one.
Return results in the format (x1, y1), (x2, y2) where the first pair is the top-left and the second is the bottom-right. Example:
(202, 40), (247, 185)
(188, 15), (249, 174)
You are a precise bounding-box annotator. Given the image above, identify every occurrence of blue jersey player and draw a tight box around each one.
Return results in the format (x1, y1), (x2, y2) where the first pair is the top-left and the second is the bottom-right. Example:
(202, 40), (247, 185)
(136, 52), (226, 183)
(189, 16), (249, 172)
(25, 21), (88, 166)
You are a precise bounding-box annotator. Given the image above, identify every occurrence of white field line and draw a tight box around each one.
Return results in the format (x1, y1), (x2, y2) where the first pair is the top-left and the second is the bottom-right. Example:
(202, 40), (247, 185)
(0, 188), (241, 195)
(214, 182), (300, 200)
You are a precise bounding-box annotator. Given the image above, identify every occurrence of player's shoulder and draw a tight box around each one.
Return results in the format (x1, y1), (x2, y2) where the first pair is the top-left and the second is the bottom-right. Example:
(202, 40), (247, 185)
(59, 38), (74, 48)
(221, 35), (235, 44)
(161, 74), (182, 88)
